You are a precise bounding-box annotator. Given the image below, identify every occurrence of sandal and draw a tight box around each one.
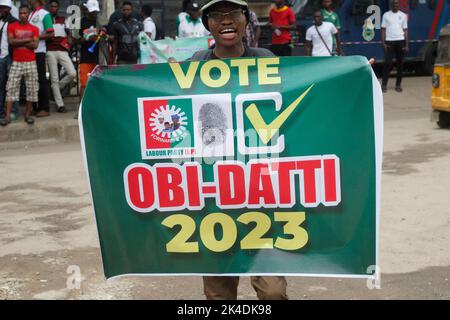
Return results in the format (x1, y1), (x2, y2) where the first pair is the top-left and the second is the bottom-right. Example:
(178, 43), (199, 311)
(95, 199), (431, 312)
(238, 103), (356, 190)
(24, 116), (35, 125)
(0, 117), (10, 126)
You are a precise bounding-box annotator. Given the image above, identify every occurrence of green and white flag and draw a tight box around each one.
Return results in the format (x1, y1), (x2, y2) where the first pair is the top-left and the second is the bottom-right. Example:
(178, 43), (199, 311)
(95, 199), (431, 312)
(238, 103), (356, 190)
(80, 56), (383, 278)
(139, 34), (214, 64)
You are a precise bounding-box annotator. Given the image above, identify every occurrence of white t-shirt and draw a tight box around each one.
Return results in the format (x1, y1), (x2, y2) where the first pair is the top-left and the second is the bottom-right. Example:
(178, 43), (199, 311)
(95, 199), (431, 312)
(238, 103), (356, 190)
(381, 11), (408, 41)
(305, 22), (337, 57)
(178, 17), (209, 38)
(0, 20), (9, 59)
(143, 17), (156, 40)
(29, 8), (53, 53)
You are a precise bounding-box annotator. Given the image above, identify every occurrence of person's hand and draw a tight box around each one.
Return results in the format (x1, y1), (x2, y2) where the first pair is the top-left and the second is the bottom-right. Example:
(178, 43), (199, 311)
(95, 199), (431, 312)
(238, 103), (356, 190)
(88, 35), (97, 41)
(383, 43), (390, 51)
(403, 45), (409, 52)
(335, 47), (342, 56)
(369, 58), (375, 65)
(251, 40), (258, 47)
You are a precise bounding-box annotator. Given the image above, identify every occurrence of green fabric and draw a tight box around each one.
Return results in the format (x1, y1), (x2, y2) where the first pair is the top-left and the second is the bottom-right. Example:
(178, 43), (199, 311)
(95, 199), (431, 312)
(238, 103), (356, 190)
(80, 56), (381, 278)
(321, 9), (341, 29)
(43, 13), (54, 30)
(185, 14), (201, 25)
(139, 34), (212, 63)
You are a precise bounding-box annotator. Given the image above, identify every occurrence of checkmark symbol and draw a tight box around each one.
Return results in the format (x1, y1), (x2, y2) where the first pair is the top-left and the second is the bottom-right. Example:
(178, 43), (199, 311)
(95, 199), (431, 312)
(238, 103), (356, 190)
(245, 83), (315, 144)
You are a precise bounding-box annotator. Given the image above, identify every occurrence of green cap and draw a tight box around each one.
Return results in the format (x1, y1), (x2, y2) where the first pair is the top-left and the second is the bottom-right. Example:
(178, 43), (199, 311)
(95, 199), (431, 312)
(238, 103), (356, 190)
(201, 0), (248, 11)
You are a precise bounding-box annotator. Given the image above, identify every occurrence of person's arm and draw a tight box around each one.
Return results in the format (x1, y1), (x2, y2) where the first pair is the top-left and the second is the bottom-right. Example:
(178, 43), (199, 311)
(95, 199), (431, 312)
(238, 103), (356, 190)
(335, 13), (341, 32)
(110, 24), (118, 64)
(335, 30), (341, 55)
(24, 35), (39, 50)
(403, 29), (408, 52)
(305, 29), (312, 56)
(40, 13), (54, 40)
(403, 15), (408, 52)
(381, 14), (389, 51)
(144, 20), (155, 40)
(305, 40), (312, 56)
(381, 27), (389, 51)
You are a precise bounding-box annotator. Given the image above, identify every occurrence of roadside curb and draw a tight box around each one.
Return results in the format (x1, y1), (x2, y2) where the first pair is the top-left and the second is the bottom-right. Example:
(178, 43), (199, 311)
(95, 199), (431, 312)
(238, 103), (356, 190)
(0, 110), (80, 151)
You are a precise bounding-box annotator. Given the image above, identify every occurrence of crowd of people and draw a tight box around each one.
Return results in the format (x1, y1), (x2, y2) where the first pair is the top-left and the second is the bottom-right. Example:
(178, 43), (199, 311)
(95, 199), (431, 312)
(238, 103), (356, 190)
(0, 0), (407, 126)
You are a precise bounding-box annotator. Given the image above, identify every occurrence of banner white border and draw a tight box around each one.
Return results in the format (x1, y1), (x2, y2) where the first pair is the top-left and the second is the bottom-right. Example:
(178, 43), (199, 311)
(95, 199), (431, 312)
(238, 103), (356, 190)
(79, 58), (383, 280)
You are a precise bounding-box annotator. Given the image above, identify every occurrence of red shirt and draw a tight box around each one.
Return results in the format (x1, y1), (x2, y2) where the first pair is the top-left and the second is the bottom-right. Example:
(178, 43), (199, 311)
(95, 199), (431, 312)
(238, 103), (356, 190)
(269, 6), (296, 45)
(7, 21), (39, 62)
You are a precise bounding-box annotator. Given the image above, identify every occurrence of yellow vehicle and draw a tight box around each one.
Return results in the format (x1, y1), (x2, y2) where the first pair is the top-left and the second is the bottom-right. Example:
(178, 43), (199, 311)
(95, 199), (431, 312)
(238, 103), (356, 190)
(432, 25), (450, 128)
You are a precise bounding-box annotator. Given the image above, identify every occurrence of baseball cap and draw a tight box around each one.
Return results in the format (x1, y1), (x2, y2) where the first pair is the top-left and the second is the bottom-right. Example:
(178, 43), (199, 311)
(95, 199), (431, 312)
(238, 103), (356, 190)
(0, 0), (13, 8)
(187, 1), (201, 11)
(84, 0), (100, 13)
(201, 0), (248, 11)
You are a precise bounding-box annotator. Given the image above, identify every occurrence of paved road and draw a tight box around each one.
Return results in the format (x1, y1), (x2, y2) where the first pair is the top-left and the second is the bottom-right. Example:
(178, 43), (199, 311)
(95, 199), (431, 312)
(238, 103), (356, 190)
(0, 76), (449, 299)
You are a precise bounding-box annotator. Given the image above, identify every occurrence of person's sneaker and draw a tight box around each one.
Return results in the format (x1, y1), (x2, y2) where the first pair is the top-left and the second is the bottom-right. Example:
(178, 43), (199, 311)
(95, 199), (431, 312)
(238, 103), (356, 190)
(10, 112), (17, 121)
(0, 117), (10, 126)
(382, 86), (387, 93)
(57, 106), (67, 113)
(395, 86), (403, 92)
(24, 116), (35, 125)
(36, 110), (50, 117)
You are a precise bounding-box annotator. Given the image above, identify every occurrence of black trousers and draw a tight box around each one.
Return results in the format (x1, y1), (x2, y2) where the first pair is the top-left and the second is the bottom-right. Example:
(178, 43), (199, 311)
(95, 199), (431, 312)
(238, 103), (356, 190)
(270, 43), (292, 57)
(382, 40), (405, 87)
(34, 52), (50, 112)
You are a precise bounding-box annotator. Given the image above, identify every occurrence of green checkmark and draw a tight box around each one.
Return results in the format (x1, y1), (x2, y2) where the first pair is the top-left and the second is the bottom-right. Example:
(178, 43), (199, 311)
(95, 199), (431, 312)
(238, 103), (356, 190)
(245, 83), (315, 144)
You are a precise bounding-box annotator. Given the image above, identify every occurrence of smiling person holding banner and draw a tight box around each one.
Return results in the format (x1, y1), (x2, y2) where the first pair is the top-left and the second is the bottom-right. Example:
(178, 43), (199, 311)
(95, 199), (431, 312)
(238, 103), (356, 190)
(189, 0), (288, 300)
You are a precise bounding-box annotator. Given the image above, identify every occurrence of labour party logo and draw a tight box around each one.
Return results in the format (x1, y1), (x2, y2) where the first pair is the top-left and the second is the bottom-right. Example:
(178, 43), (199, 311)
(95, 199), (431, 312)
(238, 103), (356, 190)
(138, 94), (235, 159)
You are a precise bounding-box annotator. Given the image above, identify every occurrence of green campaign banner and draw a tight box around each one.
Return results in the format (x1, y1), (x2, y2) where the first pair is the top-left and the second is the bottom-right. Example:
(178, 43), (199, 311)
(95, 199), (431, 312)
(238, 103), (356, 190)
(80, 56), (383, 278)
(139, 34), (214, 64)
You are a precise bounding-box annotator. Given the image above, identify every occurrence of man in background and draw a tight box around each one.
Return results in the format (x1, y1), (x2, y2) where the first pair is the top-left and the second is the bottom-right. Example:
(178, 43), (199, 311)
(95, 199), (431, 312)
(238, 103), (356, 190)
(29, 0), (54, 117)
(245, 9), (260, 47)
(178, 1), (209, 38)
(46, 0), (76, 113)
(141, 4), (156, 41)
(268, 0), (295, 56)
(111, 1), (142, 64)
(1, 5), (39, 126)
(381, 0), (408, 93)
(305, 10), (340, 56)
(75, 0), (102, 119)
(0, 0), (17, 121)
(107, 0), (140, 33)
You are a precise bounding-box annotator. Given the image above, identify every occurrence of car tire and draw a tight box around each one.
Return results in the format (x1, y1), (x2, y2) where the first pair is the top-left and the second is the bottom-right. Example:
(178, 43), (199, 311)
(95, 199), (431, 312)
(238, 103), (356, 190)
(437, 111), (450, 128)
(415, 43), (437, 76)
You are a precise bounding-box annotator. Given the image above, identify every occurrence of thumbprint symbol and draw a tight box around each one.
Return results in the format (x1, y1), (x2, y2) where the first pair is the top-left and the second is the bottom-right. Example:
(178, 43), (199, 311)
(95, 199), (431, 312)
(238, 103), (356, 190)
(198, 103), (227, 147)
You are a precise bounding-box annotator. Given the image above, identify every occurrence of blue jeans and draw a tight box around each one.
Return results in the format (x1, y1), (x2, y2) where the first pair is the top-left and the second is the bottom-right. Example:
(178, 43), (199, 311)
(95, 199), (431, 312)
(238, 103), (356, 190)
(0, 55), (18, 117)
